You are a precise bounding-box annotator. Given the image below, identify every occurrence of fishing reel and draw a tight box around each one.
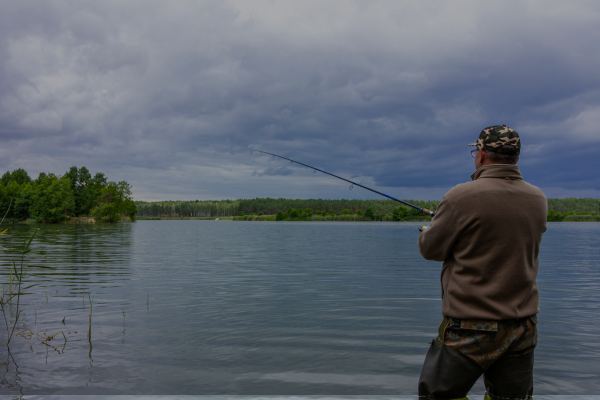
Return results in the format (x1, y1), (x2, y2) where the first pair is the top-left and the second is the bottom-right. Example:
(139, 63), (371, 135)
(418, 225), (429, 233)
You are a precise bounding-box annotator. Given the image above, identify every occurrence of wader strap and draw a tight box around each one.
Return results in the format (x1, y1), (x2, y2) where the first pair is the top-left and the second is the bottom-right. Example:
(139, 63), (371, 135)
(438, 317), (451, 343)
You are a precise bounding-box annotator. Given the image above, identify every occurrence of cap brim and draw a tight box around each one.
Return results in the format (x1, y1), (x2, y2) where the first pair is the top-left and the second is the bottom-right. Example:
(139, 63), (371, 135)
(468, 142), (479, 146)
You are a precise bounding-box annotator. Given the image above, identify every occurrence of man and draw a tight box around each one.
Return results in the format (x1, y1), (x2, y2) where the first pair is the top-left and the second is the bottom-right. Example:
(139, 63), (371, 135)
(417, 126), (547, 400)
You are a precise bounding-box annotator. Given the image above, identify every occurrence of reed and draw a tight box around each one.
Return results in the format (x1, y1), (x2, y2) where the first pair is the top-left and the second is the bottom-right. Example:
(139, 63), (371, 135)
(87, 293), (93, 341)
(41, 331), (66, 344)
(0, 226), (39, 347)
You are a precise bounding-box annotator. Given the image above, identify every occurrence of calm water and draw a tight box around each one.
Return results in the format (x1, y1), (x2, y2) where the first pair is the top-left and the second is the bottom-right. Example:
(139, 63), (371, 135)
(0, 221), (598, 398)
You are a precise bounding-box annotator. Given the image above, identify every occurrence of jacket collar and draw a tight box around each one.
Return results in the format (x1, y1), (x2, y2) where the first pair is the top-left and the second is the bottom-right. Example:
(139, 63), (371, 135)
(471, 164), (523, 181)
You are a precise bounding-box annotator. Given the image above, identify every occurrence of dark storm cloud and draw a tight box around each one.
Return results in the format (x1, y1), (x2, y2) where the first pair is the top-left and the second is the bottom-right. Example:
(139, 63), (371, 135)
(1, 1), (599, 200)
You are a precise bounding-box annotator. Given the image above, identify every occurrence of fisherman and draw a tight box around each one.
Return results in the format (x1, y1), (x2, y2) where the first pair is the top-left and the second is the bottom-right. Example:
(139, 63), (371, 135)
(416, 126), (547, 400)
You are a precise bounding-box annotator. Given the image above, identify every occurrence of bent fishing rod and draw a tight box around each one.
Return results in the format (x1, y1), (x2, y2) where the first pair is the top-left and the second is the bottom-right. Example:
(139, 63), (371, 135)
(251, 150), (435, 216)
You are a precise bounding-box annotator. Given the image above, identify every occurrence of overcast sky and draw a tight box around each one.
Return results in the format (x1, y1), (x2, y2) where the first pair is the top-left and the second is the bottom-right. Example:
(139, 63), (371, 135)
(1, 1), (599, 201)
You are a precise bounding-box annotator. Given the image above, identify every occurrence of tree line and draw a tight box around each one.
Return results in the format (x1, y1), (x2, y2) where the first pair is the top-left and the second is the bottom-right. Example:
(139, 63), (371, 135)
(546, 197), (600, 221)
(136, 197), (600, 222)
(135, 200), (239, 218)
(134, 198), (441, 218)
(237, 197), (441, 216)
(0, 167), (137, 223)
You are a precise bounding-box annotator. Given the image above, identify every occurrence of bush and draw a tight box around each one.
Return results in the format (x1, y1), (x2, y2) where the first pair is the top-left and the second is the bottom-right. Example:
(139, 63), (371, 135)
(364, 207), (375, 220)
(547, 210), (565, 222)
(392, 206), (408, 221)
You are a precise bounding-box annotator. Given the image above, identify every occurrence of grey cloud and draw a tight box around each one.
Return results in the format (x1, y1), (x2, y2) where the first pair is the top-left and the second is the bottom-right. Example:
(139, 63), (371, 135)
(0, 1), (599, 200)
(252, 166), (293, 177)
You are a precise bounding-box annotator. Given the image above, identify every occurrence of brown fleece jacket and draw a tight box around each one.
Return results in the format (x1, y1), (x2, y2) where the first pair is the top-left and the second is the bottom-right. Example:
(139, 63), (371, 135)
(418, 164), (547, 320)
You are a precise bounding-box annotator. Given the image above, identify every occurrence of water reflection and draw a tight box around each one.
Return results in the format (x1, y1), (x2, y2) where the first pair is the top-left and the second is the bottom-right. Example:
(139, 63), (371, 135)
(0, 224), (133, 293)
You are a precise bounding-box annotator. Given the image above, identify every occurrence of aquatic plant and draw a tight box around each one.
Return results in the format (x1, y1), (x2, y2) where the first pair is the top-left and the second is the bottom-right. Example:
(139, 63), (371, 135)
(0, 226), (38, 346)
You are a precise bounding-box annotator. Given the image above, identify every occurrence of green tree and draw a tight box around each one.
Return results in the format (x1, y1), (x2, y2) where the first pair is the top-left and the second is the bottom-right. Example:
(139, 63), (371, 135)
(64, 166), (95, 216)
(124, 199), (138, 221)
(0, 169), (32, 220)
(406, 207), (423, 217)
(89, 172), (108, 204)
(547, 210), (564, 222)
(392, 206), (408, 221)
(13, 183), (34, 220)
(1, 180), (22, 219)
(29, 174), (75, 223)
(364, 207), (375, 220)
(288, 208), (300, 219)
(92, 181), (134, 223)
(1, 168), (31, 186)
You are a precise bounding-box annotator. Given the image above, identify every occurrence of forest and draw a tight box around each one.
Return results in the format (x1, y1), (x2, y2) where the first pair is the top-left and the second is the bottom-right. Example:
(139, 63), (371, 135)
(135, 197), (600, 222)
(0, 167), (137, 223)
(133, 198), (440, 220)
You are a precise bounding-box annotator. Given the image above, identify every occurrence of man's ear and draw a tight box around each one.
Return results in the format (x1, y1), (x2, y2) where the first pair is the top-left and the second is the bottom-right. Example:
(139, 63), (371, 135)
(478, 148), (487, 164)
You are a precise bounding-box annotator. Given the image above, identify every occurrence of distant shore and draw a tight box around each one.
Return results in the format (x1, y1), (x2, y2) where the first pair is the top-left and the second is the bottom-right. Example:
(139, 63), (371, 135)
(136, 215), (432, 222)
(135, 214), (600, 222)
(135, 197), (600, 222)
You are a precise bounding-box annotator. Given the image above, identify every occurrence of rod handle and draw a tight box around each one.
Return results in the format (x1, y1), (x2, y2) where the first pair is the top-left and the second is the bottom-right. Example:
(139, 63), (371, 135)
(421, 208), (436, 217)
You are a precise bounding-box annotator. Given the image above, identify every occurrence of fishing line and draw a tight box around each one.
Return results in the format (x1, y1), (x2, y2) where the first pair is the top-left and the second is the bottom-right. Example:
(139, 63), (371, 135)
(251, 150), (435, 216)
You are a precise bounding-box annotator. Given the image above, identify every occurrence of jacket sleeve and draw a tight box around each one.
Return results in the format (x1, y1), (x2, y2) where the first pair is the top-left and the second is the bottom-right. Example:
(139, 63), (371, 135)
(417, 197), (461, 262)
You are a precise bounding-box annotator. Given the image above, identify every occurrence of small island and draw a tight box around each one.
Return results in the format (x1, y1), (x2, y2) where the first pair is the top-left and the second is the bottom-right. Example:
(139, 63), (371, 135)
(0, 167), (137, 224)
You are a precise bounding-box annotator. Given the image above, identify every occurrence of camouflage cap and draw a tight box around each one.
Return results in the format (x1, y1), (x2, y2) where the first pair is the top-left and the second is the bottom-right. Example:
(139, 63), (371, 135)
(469, 125), (520, 155)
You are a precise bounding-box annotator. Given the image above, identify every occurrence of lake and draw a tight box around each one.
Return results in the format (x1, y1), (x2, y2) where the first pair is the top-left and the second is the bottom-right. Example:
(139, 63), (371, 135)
(0, 221), (599, 399)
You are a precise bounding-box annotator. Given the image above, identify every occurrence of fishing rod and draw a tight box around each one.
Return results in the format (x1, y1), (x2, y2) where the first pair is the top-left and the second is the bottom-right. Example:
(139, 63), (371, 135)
(251, 150), (435, 216)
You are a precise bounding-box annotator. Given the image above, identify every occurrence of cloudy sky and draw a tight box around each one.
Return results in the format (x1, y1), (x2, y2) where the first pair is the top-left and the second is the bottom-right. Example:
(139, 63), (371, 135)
(1, 1), (599, 201)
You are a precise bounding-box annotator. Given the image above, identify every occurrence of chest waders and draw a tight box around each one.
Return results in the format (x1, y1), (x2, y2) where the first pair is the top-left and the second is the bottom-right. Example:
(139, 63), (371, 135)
(418, 318), (534, 400)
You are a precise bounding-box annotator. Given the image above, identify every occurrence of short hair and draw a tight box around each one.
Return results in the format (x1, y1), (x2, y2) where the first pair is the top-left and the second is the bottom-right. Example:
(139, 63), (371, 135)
(484, 150), (519, 165)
